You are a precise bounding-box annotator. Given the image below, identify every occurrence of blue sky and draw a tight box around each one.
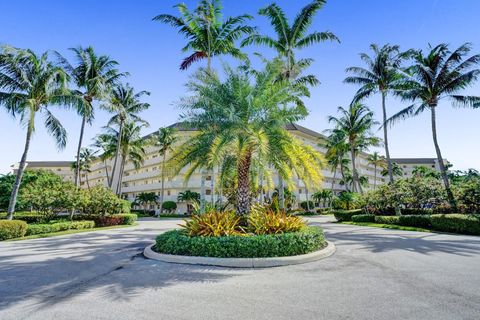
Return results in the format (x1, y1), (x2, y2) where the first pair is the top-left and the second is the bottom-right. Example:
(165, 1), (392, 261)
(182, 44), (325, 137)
(1, 0), (479, 174)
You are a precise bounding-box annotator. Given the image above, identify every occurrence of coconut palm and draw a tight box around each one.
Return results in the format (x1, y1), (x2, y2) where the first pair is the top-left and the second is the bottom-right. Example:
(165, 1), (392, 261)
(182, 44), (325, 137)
(135, 192), (158, 214)
(324, 130), (350, 192)
(328, 103), (379, 194)
(151, 127), (177, 213)
(177, 190), (200, 214)
(168, 65), (324, 215)
(345, 44), (410, 183)
(0, 46), (71, 219)
(97, 121), (148, 196)
(367, 151), (386, 189)
(71, 148), (97, 189)
(389, 43), (480, 207)
(242, 0), (337, 209)
(92, 134), (115, 184)
(312, 189), (332, 208)
(55, 46), (126, 188)
(103, 83), (150, 189)
(242, 0), (338, 78)
(153, 0), (254, 71)
(381, 162), (403, 178)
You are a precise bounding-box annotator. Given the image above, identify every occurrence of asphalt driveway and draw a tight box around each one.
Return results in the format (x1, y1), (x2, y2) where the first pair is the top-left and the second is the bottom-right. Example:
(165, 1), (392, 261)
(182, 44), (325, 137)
(1, 216), (479, 320)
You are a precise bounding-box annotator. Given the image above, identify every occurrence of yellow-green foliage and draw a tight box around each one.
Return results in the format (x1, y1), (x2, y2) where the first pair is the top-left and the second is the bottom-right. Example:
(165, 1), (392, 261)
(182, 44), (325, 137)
(248, 204), (306, 235)
(181, 211), (244, 237)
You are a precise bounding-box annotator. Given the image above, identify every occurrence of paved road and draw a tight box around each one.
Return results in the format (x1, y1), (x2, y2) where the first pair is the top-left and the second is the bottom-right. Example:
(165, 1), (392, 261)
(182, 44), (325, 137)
(1, 216), (480, 320)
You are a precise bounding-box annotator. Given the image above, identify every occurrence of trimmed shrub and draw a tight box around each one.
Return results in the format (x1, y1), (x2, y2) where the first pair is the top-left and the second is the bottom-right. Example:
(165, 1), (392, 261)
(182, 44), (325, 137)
(375, 216), (400, 224)
(162, 201), (177, 213)
(116, 213), (137, 225)
(155, 226), (326, 258)
(121, 200), (132, 214)
(300, 201), (314, 210)
(0, 213), (46, 223)
(352, 214), (375, 223)
(333, 209), (363, 222)
(26, 220), (95, 236)
(398, 215), (432, 228)
(430, 214), (480, 235)
(72, 214), (137, 226)
(0, 220), (28, 240)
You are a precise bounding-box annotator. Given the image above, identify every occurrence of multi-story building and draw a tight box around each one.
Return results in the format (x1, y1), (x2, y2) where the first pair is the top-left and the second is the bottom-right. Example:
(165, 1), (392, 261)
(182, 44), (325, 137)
(12, 123), (389, 213)
(10, 161), (75, 183)
(391, 158), (449, 178)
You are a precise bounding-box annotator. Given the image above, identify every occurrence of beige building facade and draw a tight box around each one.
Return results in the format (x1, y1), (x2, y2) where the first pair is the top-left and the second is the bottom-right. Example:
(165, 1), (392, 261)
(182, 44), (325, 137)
(391, 158), (449, 178)
(13, 123), (392, 213)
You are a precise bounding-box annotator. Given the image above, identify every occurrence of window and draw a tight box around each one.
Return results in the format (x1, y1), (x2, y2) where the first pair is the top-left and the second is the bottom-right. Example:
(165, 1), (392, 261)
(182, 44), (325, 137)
(153, 167), (157, 171)
(167, 190), (171, 196)
(57, 168), (61, 171)
(206, 175), (212, 181)
(206, 189), (212, 195)
(299, 189), (303, 194)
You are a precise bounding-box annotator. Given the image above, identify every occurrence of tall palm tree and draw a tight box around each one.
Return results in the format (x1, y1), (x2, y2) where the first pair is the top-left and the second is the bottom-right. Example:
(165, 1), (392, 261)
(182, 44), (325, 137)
(0, 47), (71, 219)
(324, 130), (350, 192)
(92, 134), (115, 185)
(381, 162), (403, 178)
(367, 151), (386, 190)
(242, 0), (337, 209)
(154, 0), (254, 213)
(79, 148), (97, 189)
(389, 43), (480, 207)
(328, 103), (379, 194)
(135, 192), (158, 214)
(168, 65), (324, 215)
(151, 127), (177, 213)
(102, 83), (150, 189)
(345, 44), (410, 184)
(98, 121), (148, 196)
(56, 46), (126, 188)
(153, 0), (254, 71)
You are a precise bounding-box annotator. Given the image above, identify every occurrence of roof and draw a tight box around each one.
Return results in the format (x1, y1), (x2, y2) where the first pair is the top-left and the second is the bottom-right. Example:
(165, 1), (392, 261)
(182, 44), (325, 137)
(391, 158), (440, 164)
(25, 161), (73, 167)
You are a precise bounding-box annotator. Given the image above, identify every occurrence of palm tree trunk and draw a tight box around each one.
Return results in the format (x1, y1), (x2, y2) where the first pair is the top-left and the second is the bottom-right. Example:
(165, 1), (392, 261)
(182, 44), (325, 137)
(103, 160), (110, 186)
(340, 162), (349, 192)
(160, 153), (166, 213)
(305, 183), (310, 211)
(109, 120), (124, 189)
(74, 115), (86, 188)
(278, 178), (285, 209)
(7, 121), (34, 219)
(116, 156), (126, 196)
(85, 172), (90, 189)
(382, 92), (394, 184)
(350, 146), (358, 193)
(200, 170), (206, 213)
(210, 170), (215, 206)
(237, 148), (253, 215)
(430, 105), (456, 208)
(330, 168), (337, 193)
(374, 164), (377, 190)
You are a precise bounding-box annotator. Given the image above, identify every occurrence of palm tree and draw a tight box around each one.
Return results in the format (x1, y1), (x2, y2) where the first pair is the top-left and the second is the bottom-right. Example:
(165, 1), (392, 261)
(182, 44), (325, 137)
(389, 43), (480, 207)
(381, 162), (403, 178)
(56, 46), (125, 188)
(92, 134), (115, 185)
(367, 151), (386, 190)
(102, 83), (150, 189)
(345, 44), (410, 184)
(312, 189), (332, 208)
(177, 190), (200, 214)
(0, 47), (71, 219)
(242, 0), (338, 78)
(153, 0), (254, 71)
(135, 192), (158, 214)
(324, 131), (350, 192)
(242, 0), (337, 209)
(154, 0), (254, 213)
(168, 65), (324, 215)
(328, 103), (379, 194)
(71, 148), (97, 189)
(151, 127), (177, 213)
(98, 121), (148, 196)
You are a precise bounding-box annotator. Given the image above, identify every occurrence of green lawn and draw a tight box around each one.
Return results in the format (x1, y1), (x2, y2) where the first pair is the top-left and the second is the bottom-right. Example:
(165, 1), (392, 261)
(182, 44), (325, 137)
(6, 224), (137, 241)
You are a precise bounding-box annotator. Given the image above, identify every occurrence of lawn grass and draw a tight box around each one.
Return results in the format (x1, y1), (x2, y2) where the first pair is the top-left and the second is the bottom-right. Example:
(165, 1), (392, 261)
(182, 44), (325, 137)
(6, 224), (137, 241)
(340, 221), (432, 233)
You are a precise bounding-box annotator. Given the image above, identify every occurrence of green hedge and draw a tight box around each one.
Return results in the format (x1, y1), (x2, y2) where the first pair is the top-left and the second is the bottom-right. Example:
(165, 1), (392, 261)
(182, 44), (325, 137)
(0, 220), (28, 240)
(0, 213), (45, 223)
(352, 214), (375, 223)
(374, 216), (400, 224)
(333, 209), (363, 222)
(26, 220), (95, 236)
(72, 214), (137, 227)
(155, 226), (326, 258)
(398, 215), (432, 229)
(430, 214), (480, 235)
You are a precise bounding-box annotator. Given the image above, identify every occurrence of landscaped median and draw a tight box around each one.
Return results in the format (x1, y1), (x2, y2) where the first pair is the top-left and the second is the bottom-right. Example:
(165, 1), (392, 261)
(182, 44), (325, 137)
(332, 209), (480, 236)
(145, 205), (335, 268)
(0, 213), (138, 240)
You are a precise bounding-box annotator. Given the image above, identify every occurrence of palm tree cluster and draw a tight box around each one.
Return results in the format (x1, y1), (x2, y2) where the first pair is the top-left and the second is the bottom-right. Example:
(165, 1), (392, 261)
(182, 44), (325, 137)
(324, 42), (480, 210)
(0, 45), (152, 219)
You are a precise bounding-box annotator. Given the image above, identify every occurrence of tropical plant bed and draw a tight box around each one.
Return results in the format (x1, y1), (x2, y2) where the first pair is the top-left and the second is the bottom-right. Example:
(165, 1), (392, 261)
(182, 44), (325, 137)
(147, 227), (333, 267)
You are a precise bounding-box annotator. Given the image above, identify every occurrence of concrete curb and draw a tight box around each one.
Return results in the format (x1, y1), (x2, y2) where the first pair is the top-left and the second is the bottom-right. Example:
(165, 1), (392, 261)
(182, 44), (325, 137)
(143, 241), (335, 268)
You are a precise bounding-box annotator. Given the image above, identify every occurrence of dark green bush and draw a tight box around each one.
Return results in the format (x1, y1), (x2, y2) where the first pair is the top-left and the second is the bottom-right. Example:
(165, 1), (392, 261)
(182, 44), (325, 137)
(430, 214), (480, 235)
(300, 201), (314, 210)
(333, 209), (363, 222)
(115, 213), (137, 225)
(375, 216), (400, 224)
(26, 220), (95, 236)
(162, 201), (177, 213)
(352, 214), (375, 222)
(398, 215), (432, 228)
(73, 214), (137, 227)
(155, 226), (326, 258)
(0, 220), (28, 240)
(0, 213), (46, 223)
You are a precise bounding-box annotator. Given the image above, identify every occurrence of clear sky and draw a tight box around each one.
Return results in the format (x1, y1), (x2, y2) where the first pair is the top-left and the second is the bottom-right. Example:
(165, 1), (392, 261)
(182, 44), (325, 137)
(1, 0), (479, 174)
